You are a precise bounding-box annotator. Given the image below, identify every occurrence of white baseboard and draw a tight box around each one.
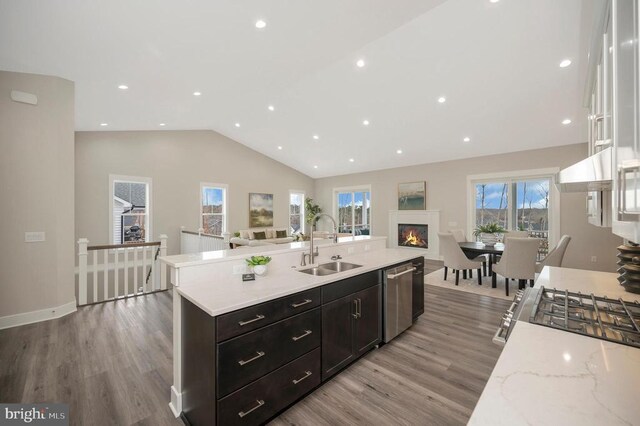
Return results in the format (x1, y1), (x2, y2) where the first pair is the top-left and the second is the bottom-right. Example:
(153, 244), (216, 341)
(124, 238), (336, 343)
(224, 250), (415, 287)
(0, 300), (77, 330)
(169, 386), (182, 417)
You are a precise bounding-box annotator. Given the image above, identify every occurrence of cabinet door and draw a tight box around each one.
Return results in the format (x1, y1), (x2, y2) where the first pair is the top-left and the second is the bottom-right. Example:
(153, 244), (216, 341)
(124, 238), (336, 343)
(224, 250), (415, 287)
(612, 0), (640, 241)
(321, 294), (355, 380)
(412, 266), (425, 320)
(354, 284), (381, 357)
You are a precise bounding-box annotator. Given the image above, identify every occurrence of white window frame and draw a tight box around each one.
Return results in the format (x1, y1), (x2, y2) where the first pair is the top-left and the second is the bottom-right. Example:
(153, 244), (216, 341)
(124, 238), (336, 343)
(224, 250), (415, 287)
(332, 184), (372, 235)
(200, 182), (228, 236)
(466, 168), (560, 247)
(289, 190), (305, 234)
(109, 174), (152, 244)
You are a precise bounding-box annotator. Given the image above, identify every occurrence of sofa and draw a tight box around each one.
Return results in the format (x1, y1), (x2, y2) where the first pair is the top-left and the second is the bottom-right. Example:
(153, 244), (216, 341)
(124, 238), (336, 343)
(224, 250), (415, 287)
(230, 228), (294, 247)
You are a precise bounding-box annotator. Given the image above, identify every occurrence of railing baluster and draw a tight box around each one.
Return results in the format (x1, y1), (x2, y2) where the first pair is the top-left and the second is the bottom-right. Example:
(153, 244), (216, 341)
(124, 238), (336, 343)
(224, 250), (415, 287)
(124, 247), (129, 296)
(142, 246), (148, 294)
(103, 249), (109, 301)
(77, 239), (88, 306)
(92, 250), (98, 303)
(133, 246), (139, 293)
(114, 248), (120, 298)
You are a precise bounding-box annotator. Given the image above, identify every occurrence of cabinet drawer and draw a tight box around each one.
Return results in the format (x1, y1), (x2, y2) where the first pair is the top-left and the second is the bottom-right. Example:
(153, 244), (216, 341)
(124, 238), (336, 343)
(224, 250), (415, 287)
(217, 307), (321, 398)
(217, 348), (321, 426)
(322, 270), (380, 303)
(217, 288), (321, 342)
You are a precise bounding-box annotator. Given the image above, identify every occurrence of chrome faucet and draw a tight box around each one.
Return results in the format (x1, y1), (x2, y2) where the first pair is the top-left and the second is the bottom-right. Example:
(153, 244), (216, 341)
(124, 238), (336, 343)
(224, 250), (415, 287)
(309, 213), (338, 264)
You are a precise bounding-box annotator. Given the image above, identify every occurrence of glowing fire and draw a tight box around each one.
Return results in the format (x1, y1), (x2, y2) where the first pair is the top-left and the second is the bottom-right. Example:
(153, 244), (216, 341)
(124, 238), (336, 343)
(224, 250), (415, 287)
(404, 231), (420, 246)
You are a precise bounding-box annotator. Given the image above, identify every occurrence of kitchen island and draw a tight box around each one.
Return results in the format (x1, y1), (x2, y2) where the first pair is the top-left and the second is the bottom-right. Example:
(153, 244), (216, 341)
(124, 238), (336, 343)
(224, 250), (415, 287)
(161, 236), (425, 425)
(469, 267), (640, 425)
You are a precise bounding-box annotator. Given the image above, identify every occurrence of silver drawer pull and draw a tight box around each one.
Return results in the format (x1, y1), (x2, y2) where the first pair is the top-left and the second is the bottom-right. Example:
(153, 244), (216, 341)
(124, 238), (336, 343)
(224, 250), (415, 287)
(238, 351), (265, 366)
(238, 399), (265, 418)
(238, 314), (265, 326)
(291, 330), (312, 341)
(290, 299), (312, 308)
(292, 371), (312, 385)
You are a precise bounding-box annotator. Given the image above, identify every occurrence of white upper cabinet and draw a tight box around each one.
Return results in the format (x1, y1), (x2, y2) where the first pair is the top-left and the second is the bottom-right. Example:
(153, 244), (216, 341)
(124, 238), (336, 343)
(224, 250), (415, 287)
(612, 0), (640, 241)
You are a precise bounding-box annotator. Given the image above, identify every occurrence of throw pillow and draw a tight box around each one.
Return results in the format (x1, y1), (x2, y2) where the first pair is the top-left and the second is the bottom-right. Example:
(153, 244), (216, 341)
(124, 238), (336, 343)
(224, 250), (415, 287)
(276, 230), (287, 238)
(239, 230), (250, 239)
(253, 231), (267, 240)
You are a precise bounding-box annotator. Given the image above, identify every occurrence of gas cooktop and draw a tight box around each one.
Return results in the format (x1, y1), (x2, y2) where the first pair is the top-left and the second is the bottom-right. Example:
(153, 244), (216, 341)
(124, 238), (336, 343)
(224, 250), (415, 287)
(529, 287), (640, 349)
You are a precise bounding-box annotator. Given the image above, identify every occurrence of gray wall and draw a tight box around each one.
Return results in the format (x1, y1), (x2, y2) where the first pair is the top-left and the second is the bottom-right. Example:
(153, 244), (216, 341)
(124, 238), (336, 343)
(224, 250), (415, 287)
(75, 130), (315, 255)
(314, 143), (622, 272)
(0, 71), (75, 317)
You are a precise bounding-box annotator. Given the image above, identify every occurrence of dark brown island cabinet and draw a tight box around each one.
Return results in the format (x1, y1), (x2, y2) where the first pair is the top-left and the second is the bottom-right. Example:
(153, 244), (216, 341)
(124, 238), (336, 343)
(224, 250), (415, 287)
(180, 256), (425, 425)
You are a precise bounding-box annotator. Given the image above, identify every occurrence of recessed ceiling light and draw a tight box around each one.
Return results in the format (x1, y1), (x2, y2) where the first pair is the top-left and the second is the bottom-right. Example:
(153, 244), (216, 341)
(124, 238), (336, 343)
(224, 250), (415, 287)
(559, 59), (572, 68)
(490, 0), (500, 3)
(255, 19), (267, 29)
(100, 123), (108, 127)
(268, 105), (275, 111)
(193, 91), (202, 96)
(277, 146), (283, 150)
(356, 59), (366, 68)
(313, 165), (318, 169)
(313, 134), (319, 140)
(362, 119), (370, 126)
(396, 149), (403, 154)
(463, 137), (471, 142)
(438, 96), (446, 103)
(159, 123), (166, 127)
(562, 119), (572, 125)
(349, 158), (355, 163)
(118, 84), (128, 90)
(235, 122), (241, 128)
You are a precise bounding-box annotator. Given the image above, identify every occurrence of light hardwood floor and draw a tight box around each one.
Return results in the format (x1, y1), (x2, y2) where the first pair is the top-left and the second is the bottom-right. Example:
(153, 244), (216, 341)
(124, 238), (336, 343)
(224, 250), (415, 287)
(0, 270), (509, 425)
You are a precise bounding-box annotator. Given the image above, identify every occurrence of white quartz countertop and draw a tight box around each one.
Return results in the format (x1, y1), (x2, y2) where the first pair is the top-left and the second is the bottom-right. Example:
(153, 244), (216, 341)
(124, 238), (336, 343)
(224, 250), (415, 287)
(470, 266), (640, 425)
(176, 248), (421, 317)
(469, 321), (640, 425)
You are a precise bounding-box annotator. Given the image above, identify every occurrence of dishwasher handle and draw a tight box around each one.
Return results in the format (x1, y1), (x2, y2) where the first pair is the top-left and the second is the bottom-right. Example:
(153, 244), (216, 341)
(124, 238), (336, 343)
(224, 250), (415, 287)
(386, 267), (416, 280)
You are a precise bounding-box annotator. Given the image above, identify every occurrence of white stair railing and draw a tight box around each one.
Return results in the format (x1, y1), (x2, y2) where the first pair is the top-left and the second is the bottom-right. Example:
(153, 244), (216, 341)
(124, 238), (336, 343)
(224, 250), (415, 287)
(180, 228), (229, 254)
(77, 235), (168, 306)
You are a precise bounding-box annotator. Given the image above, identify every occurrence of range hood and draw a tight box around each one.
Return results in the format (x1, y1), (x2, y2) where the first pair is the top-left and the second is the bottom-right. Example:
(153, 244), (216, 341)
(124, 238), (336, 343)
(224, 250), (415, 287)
(556, 147), (612, 192)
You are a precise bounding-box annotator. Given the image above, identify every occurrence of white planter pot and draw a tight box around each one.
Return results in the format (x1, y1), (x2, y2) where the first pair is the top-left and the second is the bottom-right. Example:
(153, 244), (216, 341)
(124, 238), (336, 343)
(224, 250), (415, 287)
(479, 233), (501, 246)
(253, 265), (268, 276)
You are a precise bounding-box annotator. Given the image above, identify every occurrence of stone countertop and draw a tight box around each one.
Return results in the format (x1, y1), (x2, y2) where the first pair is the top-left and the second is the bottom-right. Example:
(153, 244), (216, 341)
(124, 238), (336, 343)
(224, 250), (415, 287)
(175, 248), (422, 317)
(160, 235), (386, 268)
(469, 266), (640, 425)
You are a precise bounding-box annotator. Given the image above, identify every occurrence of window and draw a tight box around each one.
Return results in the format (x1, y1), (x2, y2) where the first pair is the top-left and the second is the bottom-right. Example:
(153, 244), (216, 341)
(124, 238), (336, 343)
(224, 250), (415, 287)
(110, 175), (152, 244)
(468, 169), (560, 258)
(201, 183), (227, 236)
(334, 186), (371, 236)
(289, 191), (305, 234)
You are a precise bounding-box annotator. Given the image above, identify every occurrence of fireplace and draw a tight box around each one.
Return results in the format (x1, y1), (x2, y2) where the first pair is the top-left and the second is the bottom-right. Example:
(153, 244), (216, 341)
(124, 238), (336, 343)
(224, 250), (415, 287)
(398, 223), (428, 249)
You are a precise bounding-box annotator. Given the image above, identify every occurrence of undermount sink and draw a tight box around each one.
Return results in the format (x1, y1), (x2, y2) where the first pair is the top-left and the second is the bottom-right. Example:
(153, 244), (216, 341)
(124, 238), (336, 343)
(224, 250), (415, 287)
(298, 266), (337, 276)
(298, 261), (362, 276)
(318, 261), (362, 272)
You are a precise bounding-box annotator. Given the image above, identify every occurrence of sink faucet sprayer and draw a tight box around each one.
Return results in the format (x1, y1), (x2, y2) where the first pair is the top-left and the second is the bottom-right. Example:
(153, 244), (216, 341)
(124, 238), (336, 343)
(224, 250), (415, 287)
(308, 213), (338, 265)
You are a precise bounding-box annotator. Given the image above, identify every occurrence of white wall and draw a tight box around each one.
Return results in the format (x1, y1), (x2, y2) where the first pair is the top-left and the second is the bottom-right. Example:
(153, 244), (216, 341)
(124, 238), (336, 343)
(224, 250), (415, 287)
(314, 143), (622, 272)
(0, 71), (76, 320)
(75, 130), (315, 255)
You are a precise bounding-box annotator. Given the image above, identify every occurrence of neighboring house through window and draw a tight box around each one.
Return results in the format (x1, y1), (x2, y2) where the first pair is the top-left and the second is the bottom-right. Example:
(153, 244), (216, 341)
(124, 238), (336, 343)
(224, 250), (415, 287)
(110, 175), (152, 244)
(334, 186), (371, 236)
(289, 191), (305, 234)
(201, 183), (227, 236)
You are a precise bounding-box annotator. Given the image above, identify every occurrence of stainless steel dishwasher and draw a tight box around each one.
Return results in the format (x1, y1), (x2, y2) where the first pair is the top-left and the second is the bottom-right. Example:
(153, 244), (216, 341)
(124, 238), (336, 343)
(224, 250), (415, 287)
(383, 262), (415, 343)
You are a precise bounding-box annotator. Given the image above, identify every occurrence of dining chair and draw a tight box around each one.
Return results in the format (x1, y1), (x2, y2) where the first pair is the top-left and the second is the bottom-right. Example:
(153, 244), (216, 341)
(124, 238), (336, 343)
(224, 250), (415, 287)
(502, 230), (529, 240)
(536, 235), (571, 273)
(438, 232), (484, 285)
(492, 237), (541, 296)
(450, 229), (488, 276)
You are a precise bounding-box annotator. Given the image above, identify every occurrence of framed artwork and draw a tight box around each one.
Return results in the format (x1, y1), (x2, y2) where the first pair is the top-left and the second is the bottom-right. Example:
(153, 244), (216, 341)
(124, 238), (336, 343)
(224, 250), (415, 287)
(398, 181), (426, 210)
(249, 193), (274, 227)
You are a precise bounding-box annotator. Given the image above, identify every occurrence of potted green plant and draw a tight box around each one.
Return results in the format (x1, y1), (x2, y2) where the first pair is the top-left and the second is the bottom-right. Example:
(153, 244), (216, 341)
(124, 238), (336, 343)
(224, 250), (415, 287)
(305, 197), (322, 229)
(473, 223), (506, 246)
(245, 255), (272, 276)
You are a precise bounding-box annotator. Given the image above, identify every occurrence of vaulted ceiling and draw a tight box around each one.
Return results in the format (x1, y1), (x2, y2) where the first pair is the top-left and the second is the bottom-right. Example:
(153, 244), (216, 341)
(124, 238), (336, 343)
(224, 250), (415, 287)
(0, 0), (600, 177)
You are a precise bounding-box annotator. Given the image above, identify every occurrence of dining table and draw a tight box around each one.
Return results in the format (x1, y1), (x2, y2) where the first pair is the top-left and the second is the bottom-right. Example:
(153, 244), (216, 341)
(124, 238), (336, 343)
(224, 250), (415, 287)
(458, 242), (505, 276)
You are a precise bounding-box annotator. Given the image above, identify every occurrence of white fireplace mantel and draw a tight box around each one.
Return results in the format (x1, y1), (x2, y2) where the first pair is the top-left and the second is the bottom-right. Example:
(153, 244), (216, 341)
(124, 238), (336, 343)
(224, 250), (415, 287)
(388, 210), (440, 260)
